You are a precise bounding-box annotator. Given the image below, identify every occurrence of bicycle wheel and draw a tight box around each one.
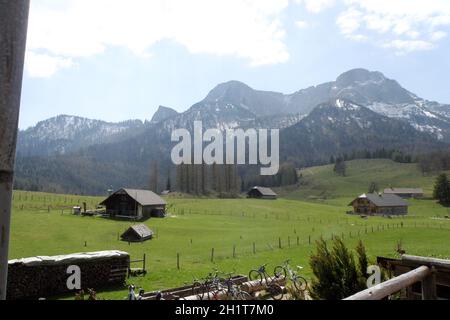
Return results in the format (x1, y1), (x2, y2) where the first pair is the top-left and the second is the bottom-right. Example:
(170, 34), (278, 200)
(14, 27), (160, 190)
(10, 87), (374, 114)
(248, 270), (263, 283)
(273, 266), (287, 279)
(268, 283), (284, 300)
(293, 276), (308, 292)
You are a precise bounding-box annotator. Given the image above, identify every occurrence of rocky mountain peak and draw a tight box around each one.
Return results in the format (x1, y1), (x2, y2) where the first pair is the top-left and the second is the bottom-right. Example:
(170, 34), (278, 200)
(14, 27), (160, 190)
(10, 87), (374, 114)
(335, 68), (386, 87)
(150, 106), (179, 123)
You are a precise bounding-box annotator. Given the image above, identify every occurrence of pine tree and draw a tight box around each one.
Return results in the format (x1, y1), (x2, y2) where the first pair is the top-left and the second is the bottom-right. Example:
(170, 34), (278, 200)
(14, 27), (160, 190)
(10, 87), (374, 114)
(166, 168), (172, 191)
(334, 157), (347, 177)
(433, 173), (450, 205)
(149, 161), (159, 193)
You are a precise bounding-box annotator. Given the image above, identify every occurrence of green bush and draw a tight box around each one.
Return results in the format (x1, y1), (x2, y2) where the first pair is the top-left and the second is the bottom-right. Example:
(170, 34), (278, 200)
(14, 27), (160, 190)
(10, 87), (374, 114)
(309, 238), (368, 300)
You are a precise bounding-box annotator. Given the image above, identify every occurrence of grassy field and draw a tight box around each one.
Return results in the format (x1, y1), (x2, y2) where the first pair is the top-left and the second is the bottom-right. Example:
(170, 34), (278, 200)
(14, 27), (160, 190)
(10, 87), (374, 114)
(278, 159), (447, 204)
(9, 179), (450, 300)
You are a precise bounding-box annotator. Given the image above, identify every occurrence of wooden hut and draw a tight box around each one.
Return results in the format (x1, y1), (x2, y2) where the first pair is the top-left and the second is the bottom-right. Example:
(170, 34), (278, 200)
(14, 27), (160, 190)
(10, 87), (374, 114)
(349, 193), (408, 216)
(247, 187), (278, 200)
(121, 224), (154, 242)
(383, 188), (424, 199)
(100, 188), (167, 220)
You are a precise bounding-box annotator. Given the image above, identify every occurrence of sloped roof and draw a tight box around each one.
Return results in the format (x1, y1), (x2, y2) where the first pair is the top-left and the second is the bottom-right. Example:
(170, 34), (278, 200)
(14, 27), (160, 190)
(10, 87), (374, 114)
(350, 193), (408, 207)
(249, 186), (278, 197)
(124, 224), (153, 239)
(101, 188), (167, 206)
(383, 188), (424, 195)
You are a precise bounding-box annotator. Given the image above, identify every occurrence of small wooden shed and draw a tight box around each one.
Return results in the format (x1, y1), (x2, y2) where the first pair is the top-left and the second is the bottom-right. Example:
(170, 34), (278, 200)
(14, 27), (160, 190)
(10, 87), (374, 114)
(100, 188), (167, 220)
(247, 186), (278, 200)
(121, 224), (154, 242)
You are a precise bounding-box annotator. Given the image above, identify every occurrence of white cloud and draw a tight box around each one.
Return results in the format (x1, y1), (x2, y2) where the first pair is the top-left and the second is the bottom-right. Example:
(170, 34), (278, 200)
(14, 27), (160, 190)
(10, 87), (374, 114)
(296, 0), (336, 13)
(25, 51), (75, 78)
(26, 0), (291, 77)
(382, 40), (435, 54)
(337, 0), (450, 54)
(295, 20), (309, 29)
(431, 31), (447, 41)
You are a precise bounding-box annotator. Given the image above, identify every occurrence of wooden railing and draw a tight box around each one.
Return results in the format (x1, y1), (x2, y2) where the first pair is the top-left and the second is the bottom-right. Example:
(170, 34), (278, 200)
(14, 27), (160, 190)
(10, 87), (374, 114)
(345, 255), (450, 300)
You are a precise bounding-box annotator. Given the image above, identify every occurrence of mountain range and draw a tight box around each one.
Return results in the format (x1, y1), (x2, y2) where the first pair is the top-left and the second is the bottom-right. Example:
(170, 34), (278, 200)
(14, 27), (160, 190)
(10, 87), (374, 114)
(15, 68), (450, 195)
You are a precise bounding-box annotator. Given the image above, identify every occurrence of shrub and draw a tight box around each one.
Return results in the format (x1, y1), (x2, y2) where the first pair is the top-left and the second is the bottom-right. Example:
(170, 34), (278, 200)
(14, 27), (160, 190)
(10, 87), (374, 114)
(309, 238), (368, 300)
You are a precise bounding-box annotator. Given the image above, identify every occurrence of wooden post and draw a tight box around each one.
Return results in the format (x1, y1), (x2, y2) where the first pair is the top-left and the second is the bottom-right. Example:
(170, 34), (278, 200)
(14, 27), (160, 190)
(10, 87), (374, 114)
(143, 254), (146, 272)
(0, 0), (30, 301)
(422, 267), (437, 300)
(297, 236), (299, 246)
(211, 248), (214, 262)
(177, 253), (180, 270)
(308, 235), (311, 245)
(278, 237), (282, 249)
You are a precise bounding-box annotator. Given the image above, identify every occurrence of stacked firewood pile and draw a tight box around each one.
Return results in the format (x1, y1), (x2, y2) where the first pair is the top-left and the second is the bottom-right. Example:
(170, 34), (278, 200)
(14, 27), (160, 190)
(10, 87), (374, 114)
(7, 251), (130, 300)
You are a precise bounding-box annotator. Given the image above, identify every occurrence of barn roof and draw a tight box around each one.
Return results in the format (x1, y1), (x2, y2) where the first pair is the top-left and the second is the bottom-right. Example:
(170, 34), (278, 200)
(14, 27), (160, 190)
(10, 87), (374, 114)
(101, 188), (167, 206)
(249, 186), (277, 197)
(124, 224), (154, 239)
(383, 188), (424, 195)
(350, 193), (408, 207)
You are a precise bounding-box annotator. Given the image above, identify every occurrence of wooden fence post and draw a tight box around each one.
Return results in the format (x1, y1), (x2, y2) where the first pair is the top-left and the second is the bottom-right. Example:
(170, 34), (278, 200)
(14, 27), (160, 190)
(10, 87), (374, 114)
(211, 248), (214, 262)
(177, 253), (180, 270)
(143, 254), (146, 272)
(0, 0), (30, 300)
(422, 267), (437, 300)
(279, 237), (282, 249)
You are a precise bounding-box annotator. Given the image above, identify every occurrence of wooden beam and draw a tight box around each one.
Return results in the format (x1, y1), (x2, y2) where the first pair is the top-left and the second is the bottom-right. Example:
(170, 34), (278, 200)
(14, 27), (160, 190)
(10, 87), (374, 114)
(0, 0), (30, 300)
(402, 255), (450, 270)
(344, 266), (431, 300)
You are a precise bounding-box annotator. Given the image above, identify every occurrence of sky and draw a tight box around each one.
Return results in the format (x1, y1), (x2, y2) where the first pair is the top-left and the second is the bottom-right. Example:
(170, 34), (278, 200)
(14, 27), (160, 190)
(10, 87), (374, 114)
(19, 0), (450, 129)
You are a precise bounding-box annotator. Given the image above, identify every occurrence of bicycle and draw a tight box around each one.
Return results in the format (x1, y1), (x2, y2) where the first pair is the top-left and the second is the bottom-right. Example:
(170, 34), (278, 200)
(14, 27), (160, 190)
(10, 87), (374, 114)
(274, 260), (308, 293)
(248, 264), (284, 300)
(192, 269), (227, 300)
(222, 273), (252, 300)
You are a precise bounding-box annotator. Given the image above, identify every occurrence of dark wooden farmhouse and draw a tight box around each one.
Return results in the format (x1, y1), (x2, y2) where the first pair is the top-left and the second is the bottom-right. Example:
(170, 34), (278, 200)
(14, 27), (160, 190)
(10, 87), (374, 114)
(349, 193), (408, 216)
(100, 188), (167, 220)
(247, 187), (278, 200)
(121, 224), (154, 242)
(383, 188), (424, 199)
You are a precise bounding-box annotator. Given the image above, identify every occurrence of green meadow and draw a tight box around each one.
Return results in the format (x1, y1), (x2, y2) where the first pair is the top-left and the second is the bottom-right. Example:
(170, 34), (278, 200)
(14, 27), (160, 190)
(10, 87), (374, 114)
(8, 159), (450, 300)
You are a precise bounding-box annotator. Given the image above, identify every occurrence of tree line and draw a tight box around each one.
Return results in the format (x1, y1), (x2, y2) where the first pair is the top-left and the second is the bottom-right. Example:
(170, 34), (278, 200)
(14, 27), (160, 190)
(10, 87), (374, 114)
(329, 148), (413, 165)
(175, 163), (241, 198)
(417, 149), (450, 176)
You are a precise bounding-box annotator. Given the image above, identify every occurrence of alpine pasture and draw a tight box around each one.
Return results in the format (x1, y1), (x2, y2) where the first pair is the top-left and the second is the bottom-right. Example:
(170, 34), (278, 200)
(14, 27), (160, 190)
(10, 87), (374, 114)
(9, 160), (450, 300)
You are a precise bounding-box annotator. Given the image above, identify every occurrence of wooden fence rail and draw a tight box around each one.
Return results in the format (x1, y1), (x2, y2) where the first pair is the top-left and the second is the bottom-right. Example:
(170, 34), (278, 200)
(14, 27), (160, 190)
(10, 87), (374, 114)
(345, 255), (450, 300)
(344, 266), (431, 300)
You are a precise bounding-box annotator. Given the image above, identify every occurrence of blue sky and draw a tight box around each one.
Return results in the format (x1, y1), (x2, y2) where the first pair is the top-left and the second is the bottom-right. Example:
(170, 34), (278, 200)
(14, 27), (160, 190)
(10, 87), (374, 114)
(20, 0), (450, 129)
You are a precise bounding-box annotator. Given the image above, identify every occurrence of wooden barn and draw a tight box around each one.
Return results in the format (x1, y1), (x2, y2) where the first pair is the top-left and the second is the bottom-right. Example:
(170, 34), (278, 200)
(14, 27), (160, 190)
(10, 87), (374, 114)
(100, 188), (167, 220)
(383, 188), (424, 199)
(349, 193), (408, 216)
(247, 187), (278, 200)
(121, 224), (154, 242)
